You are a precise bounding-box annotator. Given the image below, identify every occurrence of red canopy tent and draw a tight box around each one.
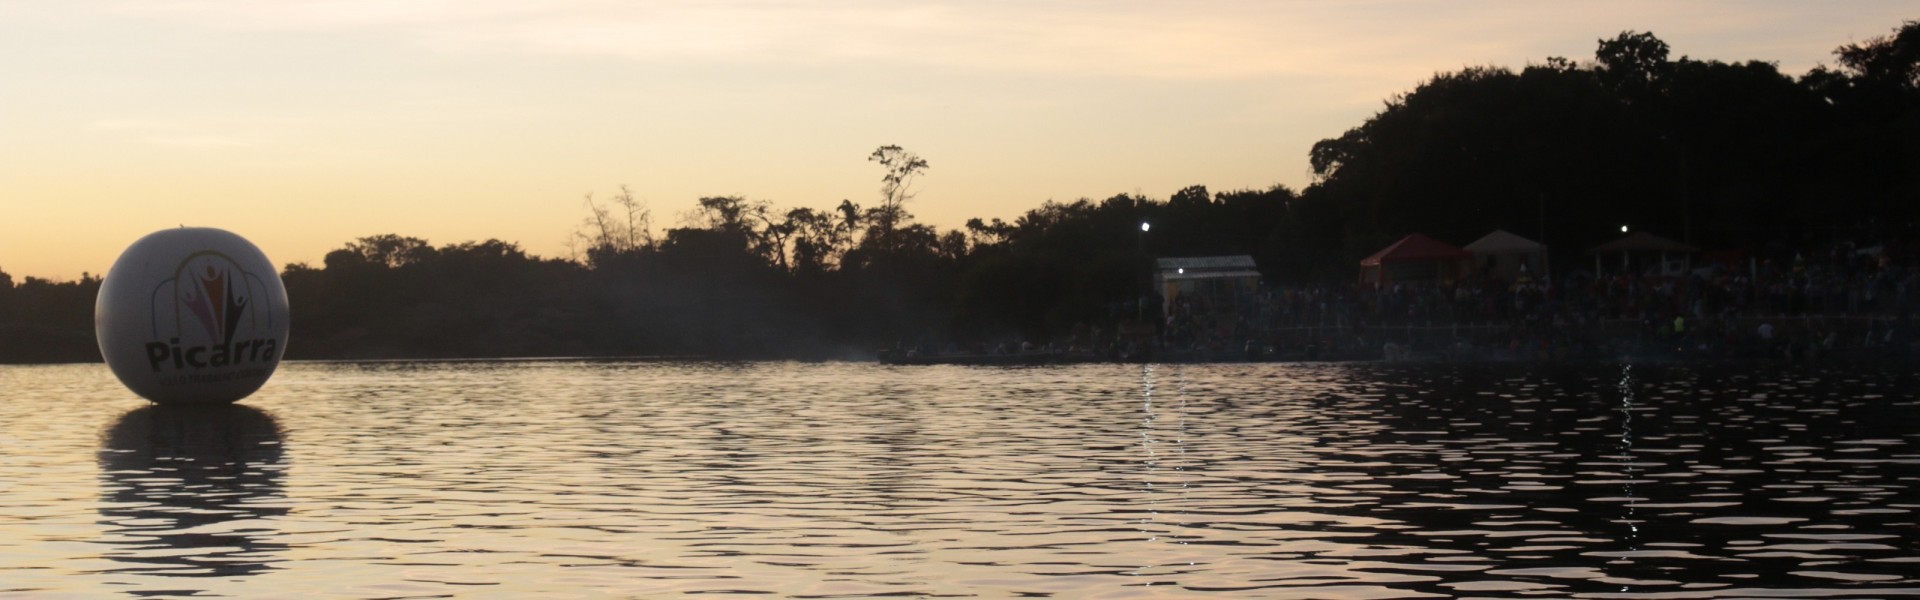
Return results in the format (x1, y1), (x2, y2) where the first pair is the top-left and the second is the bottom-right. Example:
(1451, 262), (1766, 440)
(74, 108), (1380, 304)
(1360, 233), (1473, 284)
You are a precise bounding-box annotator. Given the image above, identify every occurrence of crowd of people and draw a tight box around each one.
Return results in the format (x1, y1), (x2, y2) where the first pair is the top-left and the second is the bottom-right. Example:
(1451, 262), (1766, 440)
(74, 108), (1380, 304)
(1155, 244), (1919, 362)
(893, 238), (1920, 364)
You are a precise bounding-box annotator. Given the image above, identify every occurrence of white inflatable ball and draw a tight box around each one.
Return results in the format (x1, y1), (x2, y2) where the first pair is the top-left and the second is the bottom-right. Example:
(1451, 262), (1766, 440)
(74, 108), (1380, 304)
(95, 227), (290, 404)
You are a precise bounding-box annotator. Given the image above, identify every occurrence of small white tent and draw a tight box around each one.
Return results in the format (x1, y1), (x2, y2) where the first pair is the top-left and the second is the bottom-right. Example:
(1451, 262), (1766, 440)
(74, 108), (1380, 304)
(1464, 230), (1547, 282)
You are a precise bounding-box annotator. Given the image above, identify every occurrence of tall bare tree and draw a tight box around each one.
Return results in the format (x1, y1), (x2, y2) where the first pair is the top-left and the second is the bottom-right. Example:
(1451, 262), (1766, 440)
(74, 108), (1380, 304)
(865, 145), (929, 250)
(572, 186), (654, 265)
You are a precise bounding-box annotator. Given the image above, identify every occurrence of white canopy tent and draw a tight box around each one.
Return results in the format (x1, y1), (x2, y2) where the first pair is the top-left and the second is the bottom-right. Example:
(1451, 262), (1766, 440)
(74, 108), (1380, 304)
(1464, 229), (1548, 282)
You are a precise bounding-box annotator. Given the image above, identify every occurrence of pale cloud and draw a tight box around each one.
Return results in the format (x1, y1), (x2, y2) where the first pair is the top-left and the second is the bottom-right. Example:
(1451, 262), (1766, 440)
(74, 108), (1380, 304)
(84, 119), (254, 148)
(144, 135), (254, 149)
(87, 119), (180, 131)
(88, 1), (1577, 80)
(92, 0), (1912, 92)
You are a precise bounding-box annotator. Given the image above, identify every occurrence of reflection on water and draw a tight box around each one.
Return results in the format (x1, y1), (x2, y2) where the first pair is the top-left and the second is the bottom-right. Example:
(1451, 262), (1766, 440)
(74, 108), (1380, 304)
(98, 404), (287, 578)
(0, 360), (1915, 598)
(1617, 363), (1639, 565)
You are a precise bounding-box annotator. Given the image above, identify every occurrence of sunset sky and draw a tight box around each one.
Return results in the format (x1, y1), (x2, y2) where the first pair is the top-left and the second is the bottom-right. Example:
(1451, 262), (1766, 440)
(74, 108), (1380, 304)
(3, 1), (1912, 280)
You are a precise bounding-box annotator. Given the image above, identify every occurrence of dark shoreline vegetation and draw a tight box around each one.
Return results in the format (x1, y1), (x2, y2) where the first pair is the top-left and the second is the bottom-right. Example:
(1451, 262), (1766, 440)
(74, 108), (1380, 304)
(4, 25), (1917, 364)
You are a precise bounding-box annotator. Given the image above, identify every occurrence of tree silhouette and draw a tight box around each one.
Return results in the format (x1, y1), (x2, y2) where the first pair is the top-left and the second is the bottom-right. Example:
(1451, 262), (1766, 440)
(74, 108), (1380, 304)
(1596, 30), (1672, 97)
(332, 234), (437, 269)
(864, 145), (929, 253)
(572, 186), (653, 268)
(1836, 20), (1920, 92)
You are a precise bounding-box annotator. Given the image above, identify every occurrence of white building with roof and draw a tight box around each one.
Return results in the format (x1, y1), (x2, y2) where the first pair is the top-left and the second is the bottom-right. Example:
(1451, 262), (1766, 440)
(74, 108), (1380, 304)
(1154, 256), (1261, 318)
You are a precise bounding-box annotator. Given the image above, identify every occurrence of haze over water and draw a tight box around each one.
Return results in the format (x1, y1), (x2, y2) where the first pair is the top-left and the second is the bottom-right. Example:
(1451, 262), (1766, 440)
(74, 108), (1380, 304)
(1, 361), (1916, 597)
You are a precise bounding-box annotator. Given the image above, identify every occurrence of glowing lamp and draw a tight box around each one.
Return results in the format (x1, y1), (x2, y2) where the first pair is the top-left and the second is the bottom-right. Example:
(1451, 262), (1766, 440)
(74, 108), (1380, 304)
(95, 228), (289, 404)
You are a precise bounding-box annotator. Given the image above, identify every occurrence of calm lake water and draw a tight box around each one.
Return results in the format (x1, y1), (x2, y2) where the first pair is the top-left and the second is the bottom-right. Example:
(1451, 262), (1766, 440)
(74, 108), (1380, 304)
(1, 360), (1916, 598)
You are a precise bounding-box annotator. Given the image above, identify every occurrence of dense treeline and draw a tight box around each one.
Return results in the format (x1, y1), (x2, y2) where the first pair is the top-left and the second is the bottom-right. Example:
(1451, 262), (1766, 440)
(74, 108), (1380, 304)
(0, 271), (101, 363)
(3, 23), (1915, 362)
(1306, 26), (1920, 266)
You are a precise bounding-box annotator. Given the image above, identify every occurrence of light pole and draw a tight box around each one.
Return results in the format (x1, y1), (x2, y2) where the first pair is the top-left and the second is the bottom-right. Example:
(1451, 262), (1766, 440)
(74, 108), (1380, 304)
(1138, 221), (1151, 323)
(1619, 225), (1630, 274)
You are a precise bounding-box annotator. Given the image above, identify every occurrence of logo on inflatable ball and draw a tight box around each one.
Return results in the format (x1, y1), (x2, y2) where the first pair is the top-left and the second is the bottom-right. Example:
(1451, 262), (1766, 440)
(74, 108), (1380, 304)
(96, 228), (289, 405)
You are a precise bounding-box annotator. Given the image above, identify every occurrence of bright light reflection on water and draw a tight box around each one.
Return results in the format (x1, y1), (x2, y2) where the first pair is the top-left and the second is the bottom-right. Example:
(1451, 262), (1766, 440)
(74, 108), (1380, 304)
(1, 360), (1917, 598)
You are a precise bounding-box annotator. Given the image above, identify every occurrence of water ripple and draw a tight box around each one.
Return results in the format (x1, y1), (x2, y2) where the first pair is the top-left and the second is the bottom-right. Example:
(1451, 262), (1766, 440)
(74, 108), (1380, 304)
(0, 360), (1915, 597)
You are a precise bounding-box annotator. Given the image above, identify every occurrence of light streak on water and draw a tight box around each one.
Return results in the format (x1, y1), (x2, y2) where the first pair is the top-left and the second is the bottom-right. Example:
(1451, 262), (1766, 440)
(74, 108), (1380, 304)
(1619, 361), (1639, 593)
